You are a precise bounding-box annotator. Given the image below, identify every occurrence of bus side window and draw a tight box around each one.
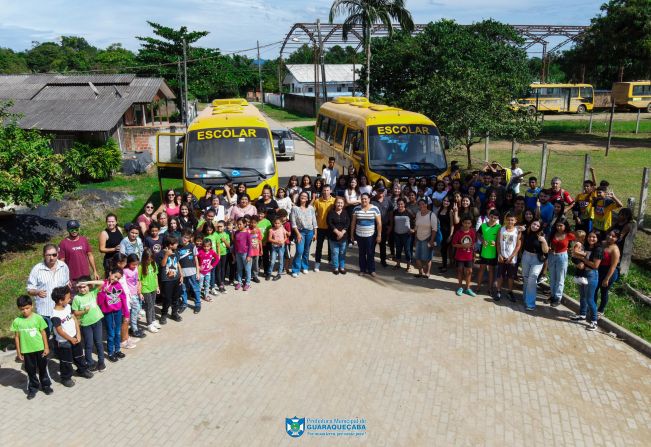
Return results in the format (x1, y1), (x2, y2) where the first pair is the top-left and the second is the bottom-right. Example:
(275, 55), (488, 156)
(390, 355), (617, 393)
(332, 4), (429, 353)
(326, 118), (337, 144)
(580, 87), (593, 101)
(344, 128), (360, 155)
(571, 88), (579, 98)
(319, 116), (330, 140)
(334, 122), (345, 146)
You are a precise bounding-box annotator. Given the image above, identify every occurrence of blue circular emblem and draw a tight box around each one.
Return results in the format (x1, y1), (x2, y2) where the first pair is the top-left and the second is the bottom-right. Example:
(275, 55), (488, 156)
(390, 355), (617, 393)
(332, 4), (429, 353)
(231, 170), (241, 177)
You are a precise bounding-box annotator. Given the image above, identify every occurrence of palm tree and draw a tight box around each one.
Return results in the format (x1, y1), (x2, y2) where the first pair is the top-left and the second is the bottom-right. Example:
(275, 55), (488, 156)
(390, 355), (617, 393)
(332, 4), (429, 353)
(329, 0), (414, 98)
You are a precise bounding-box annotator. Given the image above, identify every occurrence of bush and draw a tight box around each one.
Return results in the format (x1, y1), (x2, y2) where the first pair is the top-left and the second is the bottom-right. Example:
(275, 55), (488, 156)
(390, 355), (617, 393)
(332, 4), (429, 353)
(65, 138), (122, 181)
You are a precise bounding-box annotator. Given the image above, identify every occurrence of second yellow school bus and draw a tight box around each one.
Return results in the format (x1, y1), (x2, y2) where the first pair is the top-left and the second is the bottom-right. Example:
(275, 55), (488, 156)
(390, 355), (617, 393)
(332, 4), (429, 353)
(517, 83), (594, 114)
(314, 97), (447, 184)
(612, 81), (651, 112)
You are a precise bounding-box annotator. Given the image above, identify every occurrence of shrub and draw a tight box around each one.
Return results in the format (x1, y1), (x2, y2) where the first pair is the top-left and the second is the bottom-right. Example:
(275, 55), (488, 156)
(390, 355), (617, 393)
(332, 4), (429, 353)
(65, 138), (122, 181)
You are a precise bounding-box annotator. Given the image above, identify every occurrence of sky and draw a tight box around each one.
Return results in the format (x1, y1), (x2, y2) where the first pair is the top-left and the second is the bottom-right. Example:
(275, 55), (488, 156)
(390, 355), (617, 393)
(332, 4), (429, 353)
(0, 0), (605, 58)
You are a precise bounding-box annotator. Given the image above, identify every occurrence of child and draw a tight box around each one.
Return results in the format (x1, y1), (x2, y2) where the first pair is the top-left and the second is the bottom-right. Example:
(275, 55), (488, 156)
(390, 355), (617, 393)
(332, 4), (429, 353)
(267, 217), (290, 280)
(144, 221), (163, 255)
(97, 267), (129, 362)
(124, 254), (146, 338)
(197, 238), (219, 301)
(178, 230), (202, 314)
(226, 220), (238, 285)
(72, 277), (106, 371)
(277, 209), (293, 274)
(476, 209), (501, 296)
(202, 221), (220, 294)
(50, 286), (93, 388)
(571, 230), (588, 285)
(524, 177), (541, 211)
(138, 248), (161, 333)
(12, 295), (52, 399)
(257, 208), (273, 280)
(156, 236), (183, 323)
(233, 217), (254, 291)
(495, 213), (521, 301)
(248, 215), (263, 283)
(111, 254), (136, 350)
(214, 220), (231, 293)
(452, 215), (477, 297)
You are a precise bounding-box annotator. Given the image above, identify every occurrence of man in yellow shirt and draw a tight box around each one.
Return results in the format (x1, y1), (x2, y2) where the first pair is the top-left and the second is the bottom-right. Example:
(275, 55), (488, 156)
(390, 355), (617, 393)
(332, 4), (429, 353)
(573, 179), (596, 232)
(313, 185), (335, 272)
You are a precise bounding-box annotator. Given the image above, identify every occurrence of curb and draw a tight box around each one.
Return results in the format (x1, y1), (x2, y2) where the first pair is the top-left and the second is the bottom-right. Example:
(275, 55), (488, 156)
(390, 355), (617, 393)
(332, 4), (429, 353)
(290, 129), (315, 148)
(623, 283), (651, 306)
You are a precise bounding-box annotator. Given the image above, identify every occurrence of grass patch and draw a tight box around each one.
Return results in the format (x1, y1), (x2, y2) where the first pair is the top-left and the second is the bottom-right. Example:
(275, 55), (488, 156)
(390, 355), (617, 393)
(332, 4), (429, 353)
(292, 125), (315, 144)
(0, 172), (182, 349)
(255, 103), (313, 121)
(542, 118), (651, 135)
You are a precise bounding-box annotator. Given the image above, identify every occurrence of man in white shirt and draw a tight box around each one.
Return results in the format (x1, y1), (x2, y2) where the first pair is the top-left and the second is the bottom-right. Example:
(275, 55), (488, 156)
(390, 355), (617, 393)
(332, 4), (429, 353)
(509, 157), (524, 194)
(322, 157), (339, 190)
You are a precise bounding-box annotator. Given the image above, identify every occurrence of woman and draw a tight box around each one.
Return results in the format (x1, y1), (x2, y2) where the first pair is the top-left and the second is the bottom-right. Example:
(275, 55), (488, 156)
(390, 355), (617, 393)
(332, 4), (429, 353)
(137, 202), (156, 236)
(290, 191), (317, 276)
(167, 217), (182, 240)
(430, 180), (447, 214)
(344, 177), (361, 243)
(99, 213), (123, 274)
(570, 232), (603, 331)
(392, 198), (415, 271)
(300, 175), (314, 201)
(255, 186), (279, 221)
(358, 175), (372, 195)
(156, 189), (180, 218)
(351, 193), (382, 277)
(287, 175), (301, 203)
(608, 208), (633, 253)
(547, 218), (575, 306)
(181, 192), (198, 214)
(276, 187), (293, 215)
(312, 177), (324, 202)
(229, 194), (257, 221)
(178, 203), (197, 233)
(327, 196), (350, 274)
(198, 187), (215, 211)
(437, 195), (453, 273)
(390, 183), (403, 209)
(413, 199), (438, 278)
(518, 209), (536, 232)
(334, 176), (348, 198)
(520, 219), (550, 311)
(595, 229), (621, 316)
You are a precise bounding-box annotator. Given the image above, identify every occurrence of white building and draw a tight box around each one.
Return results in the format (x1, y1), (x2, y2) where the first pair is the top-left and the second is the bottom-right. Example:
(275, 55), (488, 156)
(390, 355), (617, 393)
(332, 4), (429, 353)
(283, 64), (360, 97)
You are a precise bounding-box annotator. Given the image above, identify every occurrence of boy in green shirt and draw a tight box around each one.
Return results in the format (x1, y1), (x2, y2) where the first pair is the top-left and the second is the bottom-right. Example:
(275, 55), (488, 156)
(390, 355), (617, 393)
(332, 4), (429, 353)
(256, 207), (273, 280)
(12, 295), (52, 399)
(72, 277), (106, 372)
(476, 210), (501, 296)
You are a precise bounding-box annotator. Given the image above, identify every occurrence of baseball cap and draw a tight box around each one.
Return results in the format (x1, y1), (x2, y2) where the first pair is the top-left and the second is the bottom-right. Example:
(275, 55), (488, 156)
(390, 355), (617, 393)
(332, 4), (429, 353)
(511, 157), (519, 164)
(375, 186), (386, 193)
(66, 220), (80, 230)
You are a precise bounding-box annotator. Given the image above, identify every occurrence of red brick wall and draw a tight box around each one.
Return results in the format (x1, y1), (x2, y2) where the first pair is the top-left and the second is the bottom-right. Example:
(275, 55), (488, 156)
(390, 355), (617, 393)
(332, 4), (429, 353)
(122, 125), (185, 154)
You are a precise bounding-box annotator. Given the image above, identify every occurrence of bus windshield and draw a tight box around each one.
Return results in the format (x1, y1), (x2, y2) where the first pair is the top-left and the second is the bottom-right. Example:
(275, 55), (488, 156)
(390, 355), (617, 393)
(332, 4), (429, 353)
(368, 125), (446, 175)
(185, 127), (275, 179)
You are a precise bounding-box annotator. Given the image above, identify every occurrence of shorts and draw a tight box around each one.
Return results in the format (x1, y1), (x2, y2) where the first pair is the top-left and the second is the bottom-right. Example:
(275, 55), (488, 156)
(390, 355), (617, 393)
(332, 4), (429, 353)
(414, 239), (434, 261)
(478, 256), (497, 266)
(497, 263), (517, 279)
(456, 260), (473, 269)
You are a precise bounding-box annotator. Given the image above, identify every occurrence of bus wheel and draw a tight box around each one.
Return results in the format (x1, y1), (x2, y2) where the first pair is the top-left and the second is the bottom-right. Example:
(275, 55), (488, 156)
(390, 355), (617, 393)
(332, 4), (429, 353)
(646, 103), (651, 113)
(576, 105), (587, 114)
(527, 106), (536, 115)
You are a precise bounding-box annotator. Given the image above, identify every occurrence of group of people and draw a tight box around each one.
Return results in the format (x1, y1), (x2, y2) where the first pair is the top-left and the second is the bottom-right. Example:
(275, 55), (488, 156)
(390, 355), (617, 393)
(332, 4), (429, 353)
(12, 156), (633, 399)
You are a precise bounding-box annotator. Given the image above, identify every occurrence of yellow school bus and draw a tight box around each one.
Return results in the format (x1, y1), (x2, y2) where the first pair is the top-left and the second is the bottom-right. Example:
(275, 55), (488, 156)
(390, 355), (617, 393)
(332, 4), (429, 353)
(517, 83), (594, 114)
(157, 98), (278, 200)
(612, 81), (651, 112)
(314, 97), (447, 184)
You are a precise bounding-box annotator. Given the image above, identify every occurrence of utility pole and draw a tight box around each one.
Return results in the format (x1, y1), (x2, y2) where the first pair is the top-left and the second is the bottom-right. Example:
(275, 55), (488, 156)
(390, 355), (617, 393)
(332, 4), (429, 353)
(257, 40), (264, 110)
(182, 38), (189, 126)
(177, 57), (184, 125)
(316, 19), (327, 102)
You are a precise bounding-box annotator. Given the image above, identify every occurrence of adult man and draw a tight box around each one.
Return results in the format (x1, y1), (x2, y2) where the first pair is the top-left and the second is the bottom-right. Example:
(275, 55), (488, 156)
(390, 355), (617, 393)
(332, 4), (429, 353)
(27, 244), (70, 332)
(322, 157), (339, 190)
(549, 177), (575, 212)
(371, 187), (394, 267)
(58, 220), (98, 284)
(313, 185), (335, 272)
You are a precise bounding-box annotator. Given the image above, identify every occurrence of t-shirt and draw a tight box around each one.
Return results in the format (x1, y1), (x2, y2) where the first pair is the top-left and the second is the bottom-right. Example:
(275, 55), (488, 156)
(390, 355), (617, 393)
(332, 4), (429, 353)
(123, 267), (139, 296)
(213, 231), (231, 256)
(58, 236), (91, 280)
(524, 187), (541, 210)
(197, 249), (219, 275)
(479, 222), (501, 259)
(138, 264), (159, 294)
(430, 191), (447, 214)
(353, 205), (380, 238)
(156, 251), (180, 282)
(120, 237), (144, 260)
(233, 230), (253, 256)
(11, 313), (47, 354)
(249, 227), (263, 257)
(72, 289), (104, 326)
(550, 232), (576, 254)
(268, 226), (289, 246)
(583, 245), (604, 271)
(510, 167), (523, 194)
(144, 236), (163, 255)
(314, 197), (335, 229)
(414, 211), (438, 241)
(452, 229), (476, 262)
(549, 189), (574, 207)
(539, 202), (554, 227)
(393, 210), (414, 235)
(178, 243), (198, 276)
(592, 198), (619, 231)
(575, 191), (595, 220)
(322, 167), (338, 189)
(255, 199), (279, 222)
(372, 197), (395, 226)
(51, 304), (76, 343)
(257, 219), (272, 243)
(499, 227), (519, 263)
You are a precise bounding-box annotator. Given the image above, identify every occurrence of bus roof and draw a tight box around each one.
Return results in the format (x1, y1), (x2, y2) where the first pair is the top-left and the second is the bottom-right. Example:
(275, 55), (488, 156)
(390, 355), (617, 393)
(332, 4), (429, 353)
(189, 99), (269, 132)
(529, 83), (593, 88)
(612, 80), (651, 86)
(319, 96), (436, 128)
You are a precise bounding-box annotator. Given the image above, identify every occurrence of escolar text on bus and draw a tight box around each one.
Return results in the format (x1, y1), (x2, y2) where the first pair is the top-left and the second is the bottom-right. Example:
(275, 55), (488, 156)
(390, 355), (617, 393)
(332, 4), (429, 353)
(195, 128), (258, 140)
(376, 125), (431, 135)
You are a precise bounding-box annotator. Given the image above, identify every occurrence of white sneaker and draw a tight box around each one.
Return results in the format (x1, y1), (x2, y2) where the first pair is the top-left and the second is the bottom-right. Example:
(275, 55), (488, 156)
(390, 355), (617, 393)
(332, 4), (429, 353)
(153, 320), (162, 329)
(301, 269), (308, 274)
(148, 324), (159, 333)
(314, 263), (320, 272)
(291, 273), (299, 278)
(121, 340), (137, 349)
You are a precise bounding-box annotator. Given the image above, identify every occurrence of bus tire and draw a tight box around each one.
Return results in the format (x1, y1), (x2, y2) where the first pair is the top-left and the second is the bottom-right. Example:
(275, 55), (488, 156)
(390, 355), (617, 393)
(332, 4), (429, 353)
(527, 106), (536, 115)
(646, 103), (651, 113)
(576, 104), (587, 114)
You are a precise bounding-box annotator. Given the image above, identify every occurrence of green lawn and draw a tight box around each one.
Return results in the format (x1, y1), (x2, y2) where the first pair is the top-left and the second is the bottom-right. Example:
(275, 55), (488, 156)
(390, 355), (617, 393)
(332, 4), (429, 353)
(292, 125), (315, 143)
(542, 118), (651, 135)
(0, 173), (182, 349)
(255, 103), (313, 121)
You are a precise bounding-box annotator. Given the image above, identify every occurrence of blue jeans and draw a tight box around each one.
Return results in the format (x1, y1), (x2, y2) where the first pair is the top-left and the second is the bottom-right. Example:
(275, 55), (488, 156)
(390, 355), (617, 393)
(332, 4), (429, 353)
(129, 295), (142, 332)
(81, 320), (104, 366)
(329, 238), (347, 270)
(236, 252), (252, 285)
(394, 233), (412, 264)
(103, 310), (122, 356)
(548, 252), (568, 303)
(269, 245), (285, 275)
(292, 229), (314, 273)
(357, 235), (376, 273)
(182, 274), (202, 308)
(579, 269), (599, 322)
(596, 265), (619, 313)
(201, 271), (212, 295)
(521, 251), (544, 309)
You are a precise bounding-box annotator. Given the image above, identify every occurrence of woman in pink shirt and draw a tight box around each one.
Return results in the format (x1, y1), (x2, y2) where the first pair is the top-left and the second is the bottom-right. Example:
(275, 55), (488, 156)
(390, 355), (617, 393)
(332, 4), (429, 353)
(229, 194), (257, 221)
(156, 189), (180, 218)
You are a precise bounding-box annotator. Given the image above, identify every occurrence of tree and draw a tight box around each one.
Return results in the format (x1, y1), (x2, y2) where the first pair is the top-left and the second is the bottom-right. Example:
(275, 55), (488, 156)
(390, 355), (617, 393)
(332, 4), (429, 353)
(0, 101), (77, 208)
(93, 43), (137, 72)
(329, 0), (414, 98)
(286, 44), (315, 64)
(370, 20), (540, 167)
(25, 42), (64, 72)
(0, 48), (28, 74)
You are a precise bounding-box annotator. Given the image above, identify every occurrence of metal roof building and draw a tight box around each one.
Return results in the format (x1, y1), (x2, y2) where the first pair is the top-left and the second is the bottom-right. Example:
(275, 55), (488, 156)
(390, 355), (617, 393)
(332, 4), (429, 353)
(283, 64), (359, 97)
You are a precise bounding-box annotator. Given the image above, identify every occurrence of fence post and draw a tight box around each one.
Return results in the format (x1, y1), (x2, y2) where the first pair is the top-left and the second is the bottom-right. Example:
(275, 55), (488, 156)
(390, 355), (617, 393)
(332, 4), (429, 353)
(588, 112), (593, 134)
(635, 109), (641, 134)
(638, 167), (649, 228)
(540, 142), (549, 187)
(484, 132), (490, 163)
(583, 154), (591, 181)
(511, 139), (517, 160)
(619, 221), (637, 276)
(605, 101), (615, 156)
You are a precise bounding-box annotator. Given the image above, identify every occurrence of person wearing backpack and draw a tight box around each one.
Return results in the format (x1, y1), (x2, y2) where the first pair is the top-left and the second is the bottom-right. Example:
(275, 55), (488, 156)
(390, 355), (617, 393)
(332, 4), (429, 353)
(413, 199), (438, 279)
